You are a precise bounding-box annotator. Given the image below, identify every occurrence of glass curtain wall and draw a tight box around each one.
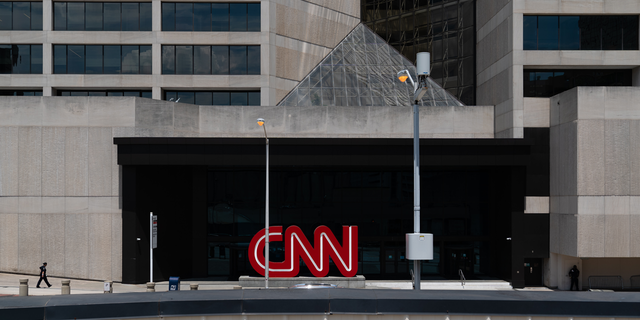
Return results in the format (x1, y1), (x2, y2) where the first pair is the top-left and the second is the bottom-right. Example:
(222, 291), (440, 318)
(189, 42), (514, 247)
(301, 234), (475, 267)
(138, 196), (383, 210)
(361, 0), (476, 105)
(162, 2), (260, 31)
(54, 2), (152, 31)
(0, 2), (42, 30)
(0, 44), (42, 74)
(54, 45), (151, 74)
(524, 69), (632, 97)
(164, 91), (260, 105)
(523, 16), (639, 50)
(162, 45), (259, 75)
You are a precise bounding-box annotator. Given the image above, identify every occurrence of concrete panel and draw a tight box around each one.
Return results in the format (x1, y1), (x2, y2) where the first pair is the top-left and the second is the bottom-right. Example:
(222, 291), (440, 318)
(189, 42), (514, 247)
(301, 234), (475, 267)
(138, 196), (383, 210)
(42, 127), (65, 197)
(174, 103), (200, 135)
(88, 213), (112, 280)
(549, 212), (560, 253)
(42, 97), (89, 126)
(604, 196), (629, 216)
(111, 212), (122, 282)
(604, 120), (630, 195)
(88, 197), (113, 214)
(65, 127), (89, 196)
(577, 87), (605, 120)
(66, 197), (89, 214)
(42, 197), (65, 214)
(200, 106), (242, 136)
(285, 105), (328, 135)
(604, 87), (640, 120)
(577, 120), (605, 196)
(578, 196), (604, 215)
(558, 213), (578, 257)
(326, 106), (370, 135)
(112, 127), (135, 197)
(135, 100), (174, 129)
(18, 213), (42, 273)
(88, 97), (135, 127)
(632, 197), (640, 215)
(604, 215), (630, 257)
(525, 197), (549, 214)
(0, 127), (18, 196)
(523, 98), (550, 127)
(89, 128), (112, 197)
(577, 214), (605, 257)
(630, 215), (640, 257)
(18, 127), (42, 196)
(630, 121), (640, 195)
(41, 214), (65, 277)
(0, 97), (43, 126)
(421, 106), (454, 134)
(0, 214), (19, 272)
(453, 106), (494, 134)
(0, 197), (18, 214)
(19, 197), (42, 214)
(64, 213), (89, 279)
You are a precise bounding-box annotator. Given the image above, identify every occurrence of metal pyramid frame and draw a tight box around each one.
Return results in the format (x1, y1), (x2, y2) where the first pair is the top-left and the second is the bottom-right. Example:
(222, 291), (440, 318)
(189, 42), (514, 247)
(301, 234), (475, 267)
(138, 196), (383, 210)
(277, 23), (464, 107)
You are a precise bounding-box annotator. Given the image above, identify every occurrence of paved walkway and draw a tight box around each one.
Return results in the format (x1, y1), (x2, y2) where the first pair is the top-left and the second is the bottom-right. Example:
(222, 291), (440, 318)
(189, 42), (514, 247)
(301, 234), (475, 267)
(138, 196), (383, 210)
(0, 272), (555, 297)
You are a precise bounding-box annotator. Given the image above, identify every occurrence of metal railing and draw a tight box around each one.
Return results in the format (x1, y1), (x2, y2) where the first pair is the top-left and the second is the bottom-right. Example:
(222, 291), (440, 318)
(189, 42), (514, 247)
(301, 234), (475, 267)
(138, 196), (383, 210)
(588, 275), (623, 291)
(459, 269), (466, 288)
(630, 275), (640, 290)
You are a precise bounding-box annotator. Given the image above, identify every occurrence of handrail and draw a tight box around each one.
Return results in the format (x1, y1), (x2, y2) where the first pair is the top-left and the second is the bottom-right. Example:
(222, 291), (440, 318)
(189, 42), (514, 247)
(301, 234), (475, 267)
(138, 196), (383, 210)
(459, 269), (466, 288)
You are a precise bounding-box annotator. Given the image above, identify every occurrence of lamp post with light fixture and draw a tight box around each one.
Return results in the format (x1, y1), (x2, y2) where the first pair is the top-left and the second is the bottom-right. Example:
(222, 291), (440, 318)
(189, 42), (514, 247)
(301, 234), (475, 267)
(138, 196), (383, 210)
(397, 52), (434, 291)
(256, 117), (269, 289)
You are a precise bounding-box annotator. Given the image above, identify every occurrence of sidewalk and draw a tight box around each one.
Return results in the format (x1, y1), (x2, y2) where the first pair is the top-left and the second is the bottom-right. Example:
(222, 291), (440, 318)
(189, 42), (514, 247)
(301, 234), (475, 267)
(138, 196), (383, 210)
(0, 272), (554, 297)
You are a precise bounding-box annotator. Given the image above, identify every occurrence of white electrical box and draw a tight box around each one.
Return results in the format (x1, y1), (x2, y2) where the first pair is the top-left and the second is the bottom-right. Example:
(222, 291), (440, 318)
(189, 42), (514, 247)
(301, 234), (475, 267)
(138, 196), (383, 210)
(406, 233), (434, 260)
(416, 52), (431, 76)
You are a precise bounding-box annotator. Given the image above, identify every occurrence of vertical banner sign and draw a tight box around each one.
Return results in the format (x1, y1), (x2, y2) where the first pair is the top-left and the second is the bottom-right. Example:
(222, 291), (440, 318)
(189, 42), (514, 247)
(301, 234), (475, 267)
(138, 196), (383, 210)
(152, 216), (157, 249)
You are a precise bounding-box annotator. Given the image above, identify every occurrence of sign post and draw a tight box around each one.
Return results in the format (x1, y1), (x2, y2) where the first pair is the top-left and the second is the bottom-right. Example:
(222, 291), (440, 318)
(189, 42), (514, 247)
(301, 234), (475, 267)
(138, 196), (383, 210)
(150, 213), (157, 283)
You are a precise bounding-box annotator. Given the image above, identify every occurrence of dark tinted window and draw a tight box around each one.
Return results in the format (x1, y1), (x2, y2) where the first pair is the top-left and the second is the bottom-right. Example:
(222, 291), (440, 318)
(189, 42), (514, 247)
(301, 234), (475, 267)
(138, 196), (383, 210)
(247, 45), (260, 75)
(0, 90), (42, 96)
(53, 2), (151, 31)
(229, 46), (247, 74)
(229, 3), (246, 31)
(122, 3), (139, 31)
(0, 44), (43, 74)
(0, 2), (42, 30)
(162, 45), (175, 74)
(524, 15), (638, 50)
(54, 45), (150, 74)
(0, 3), (12, 30)
(194, 46), (211, 74)
(176, 46), (193, 74)
(31, 44), (42, 73)
(211, 3), (229, 31)
(211, 46), (228, 74)
(523, 69), (632, 97)
(163, 2), (259, 31)
(57, 90), (151, 97)
(165, 91), (258, 105)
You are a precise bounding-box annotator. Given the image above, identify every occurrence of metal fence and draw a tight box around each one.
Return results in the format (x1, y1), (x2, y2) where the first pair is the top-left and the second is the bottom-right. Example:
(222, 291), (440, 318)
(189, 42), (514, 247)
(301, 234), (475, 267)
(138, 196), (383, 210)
(588, 276), (624, 290)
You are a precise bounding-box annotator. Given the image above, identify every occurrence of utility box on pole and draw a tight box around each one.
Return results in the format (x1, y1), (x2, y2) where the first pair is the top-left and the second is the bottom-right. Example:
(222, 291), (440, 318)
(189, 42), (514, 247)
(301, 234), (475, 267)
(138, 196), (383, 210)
(406, 233), (434, 260)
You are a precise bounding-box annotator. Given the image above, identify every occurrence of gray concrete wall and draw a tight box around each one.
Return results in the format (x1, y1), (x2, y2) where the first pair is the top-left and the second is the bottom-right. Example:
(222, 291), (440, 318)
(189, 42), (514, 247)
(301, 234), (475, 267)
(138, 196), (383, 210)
(0, 96), (493, 281)
(1, 0), (360, 106)
(549, 87), (640, 259)
(478, 0), (640, 138)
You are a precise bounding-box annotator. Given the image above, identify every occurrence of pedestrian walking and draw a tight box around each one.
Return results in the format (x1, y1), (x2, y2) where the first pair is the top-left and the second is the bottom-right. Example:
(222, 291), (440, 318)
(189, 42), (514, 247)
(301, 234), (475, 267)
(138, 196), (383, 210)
(568, 265), (580, 291)
(36, 262), (52, 288)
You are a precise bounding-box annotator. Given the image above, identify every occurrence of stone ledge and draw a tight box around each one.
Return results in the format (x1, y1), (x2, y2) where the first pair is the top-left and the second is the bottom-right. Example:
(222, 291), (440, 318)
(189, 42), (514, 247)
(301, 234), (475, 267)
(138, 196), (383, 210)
(239, 275), (365, 288)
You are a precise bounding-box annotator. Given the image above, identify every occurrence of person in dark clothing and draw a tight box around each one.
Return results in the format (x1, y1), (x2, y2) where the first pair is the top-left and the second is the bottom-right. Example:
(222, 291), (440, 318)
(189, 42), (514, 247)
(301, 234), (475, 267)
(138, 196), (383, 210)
(36, 262), (52, 288)
(569, 265), (580, 291)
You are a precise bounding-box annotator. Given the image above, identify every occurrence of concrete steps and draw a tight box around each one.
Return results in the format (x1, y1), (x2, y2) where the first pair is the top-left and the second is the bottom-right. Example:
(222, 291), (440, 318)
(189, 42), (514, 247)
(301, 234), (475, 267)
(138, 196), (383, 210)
(366, 280), (513, 290)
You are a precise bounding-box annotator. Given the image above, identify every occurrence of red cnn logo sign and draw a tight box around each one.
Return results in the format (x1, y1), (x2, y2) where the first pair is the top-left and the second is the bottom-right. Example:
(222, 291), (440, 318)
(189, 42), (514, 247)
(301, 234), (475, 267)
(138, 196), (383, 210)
(249, 225), (358, 278)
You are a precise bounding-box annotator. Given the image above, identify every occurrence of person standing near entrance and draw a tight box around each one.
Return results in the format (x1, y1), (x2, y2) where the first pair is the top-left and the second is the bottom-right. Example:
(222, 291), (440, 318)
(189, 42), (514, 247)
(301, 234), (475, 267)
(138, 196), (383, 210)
(568, 265), (580, 291)
(37, 262), (52, 288)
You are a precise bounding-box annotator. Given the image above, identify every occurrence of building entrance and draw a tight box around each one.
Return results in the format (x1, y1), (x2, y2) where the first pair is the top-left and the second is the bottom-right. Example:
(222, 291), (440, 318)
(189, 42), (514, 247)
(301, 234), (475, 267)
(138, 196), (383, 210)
(445, 246), (475, 279)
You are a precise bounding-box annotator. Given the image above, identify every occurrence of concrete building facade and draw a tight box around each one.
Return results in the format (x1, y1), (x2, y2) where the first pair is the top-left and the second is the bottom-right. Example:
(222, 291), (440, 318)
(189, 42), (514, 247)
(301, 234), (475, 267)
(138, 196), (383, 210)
(0, 0), (639, 290)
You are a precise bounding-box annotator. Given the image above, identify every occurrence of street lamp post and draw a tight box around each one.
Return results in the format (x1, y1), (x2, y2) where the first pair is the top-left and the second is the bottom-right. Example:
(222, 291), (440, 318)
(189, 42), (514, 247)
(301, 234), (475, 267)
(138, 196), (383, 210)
(257, 118), (269, 289)
(397, 52), (432, 291)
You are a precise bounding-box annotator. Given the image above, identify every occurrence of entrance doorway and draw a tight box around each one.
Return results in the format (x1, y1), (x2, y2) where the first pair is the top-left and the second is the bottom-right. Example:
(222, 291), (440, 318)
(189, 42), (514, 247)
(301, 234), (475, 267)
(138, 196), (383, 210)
(444, 246), (474, 279)
(523, 258), (543, 286)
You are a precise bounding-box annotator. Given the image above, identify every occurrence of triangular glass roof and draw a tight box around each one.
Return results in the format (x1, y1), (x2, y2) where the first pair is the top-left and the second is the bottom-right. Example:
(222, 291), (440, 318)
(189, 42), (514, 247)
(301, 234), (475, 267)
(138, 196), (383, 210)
(277, 23), (464, 107)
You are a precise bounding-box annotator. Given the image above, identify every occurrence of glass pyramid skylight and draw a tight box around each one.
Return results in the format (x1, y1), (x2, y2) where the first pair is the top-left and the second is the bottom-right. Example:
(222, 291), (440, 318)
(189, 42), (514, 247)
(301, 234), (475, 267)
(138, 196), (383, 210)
(277, 23), (464, 107)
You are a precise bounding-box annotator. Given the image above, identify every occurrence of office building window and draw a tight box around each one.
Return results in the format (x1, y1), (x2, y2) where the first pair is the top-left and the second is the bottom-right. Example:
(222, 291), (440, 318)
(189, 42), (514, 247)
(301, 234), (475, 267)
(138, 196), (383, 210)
(0, 45), (42, 74)
(54, 2), (152, 31)
(57, 90), (152, 98)
(523, 16), (639, 50)
(164, 91), (260, 105)
(162, 45), (259, 75)
(0, 2), (42, 30)
(523, 69), (632, 97)
(0, 90), (42, 96)
(54, 45), (151, 74)
(162, 2), (260, 31)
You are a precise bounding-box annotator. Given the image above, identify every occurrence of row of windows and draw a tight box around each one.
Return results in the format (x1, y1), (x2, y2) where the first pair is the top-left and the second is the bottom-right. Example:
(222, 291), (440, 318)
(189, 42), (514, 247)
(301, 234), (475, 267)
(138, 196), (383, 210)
(54, 2), (152, 31)
(0, 90), (42, 96)
(54, 45), (152, 74)
(162, 45), (259, 75)
(0, 2), (259, 32)
(523, 69), (632, 97)
(524, 16), (639, 50)
(0, 2), (42, 30)
(162, 3), (259, 32)
(0, 45), (42, 74)
(165, 91), (260, 105)
(58, 90), (152, 98)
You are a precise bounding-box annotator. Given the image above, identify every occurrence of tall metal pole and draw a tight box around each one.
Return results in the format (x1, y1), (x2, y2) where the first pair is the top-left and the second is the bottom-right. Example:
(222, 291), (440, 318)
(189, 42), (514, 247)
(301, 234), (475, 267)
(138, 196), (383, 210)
(150, 212), (153, 283)
(413, 101), (421, 291)
(265, 137), (269, 289)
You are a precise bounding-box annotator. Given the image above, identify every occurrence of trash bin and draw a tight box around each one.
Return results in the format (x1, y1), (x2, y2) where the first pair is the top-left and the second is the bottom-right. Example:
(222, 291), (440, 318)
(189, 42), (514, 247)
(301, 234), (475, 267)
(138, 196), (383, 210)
(169, 277), (180, 291)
